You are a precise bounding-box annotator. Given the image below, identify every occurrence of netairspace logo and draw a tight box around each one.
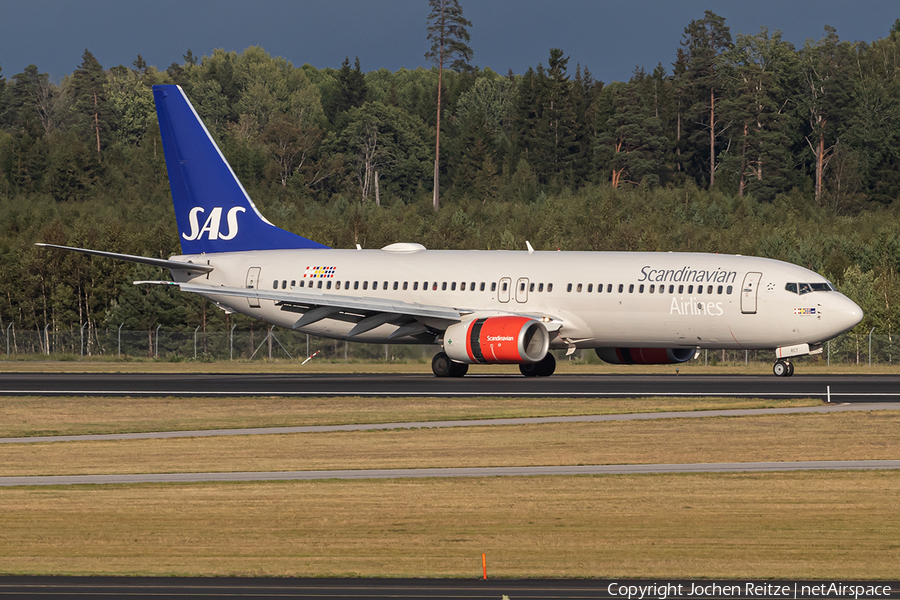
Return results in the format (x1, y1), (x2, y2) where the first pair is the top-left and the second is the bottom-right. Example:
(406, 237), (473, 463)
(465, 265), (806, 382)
(606, 581), (893, 600)
(182, 206), (246, 241)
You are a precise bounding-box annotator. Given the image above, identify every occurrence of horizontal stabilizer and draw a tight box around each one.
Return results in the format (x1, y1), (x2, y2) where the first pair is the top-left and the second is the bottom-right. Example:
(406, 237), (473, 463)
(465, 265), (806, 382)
(36, 243), (214, 274)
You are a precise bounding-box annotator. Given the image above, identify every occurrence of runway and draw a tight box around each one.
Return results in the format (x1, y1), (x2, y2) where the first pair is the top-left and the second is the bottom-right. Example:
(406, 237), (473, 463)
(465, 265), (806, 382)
(1, 372), (899, 400)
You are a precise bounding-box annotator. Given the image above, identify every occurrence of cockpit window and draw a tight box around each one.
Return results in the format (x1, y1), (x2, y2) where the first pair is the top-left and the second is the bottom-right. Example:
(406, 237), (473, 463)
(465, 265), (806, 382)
(786, 281), (834, 294)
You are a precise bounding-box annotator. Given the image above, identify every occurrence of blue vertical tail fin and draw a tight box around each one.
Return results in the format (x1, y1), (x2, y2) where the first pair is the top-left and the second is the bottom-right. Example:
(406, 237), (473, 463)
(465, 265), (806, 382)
(152, 84), (328, 254)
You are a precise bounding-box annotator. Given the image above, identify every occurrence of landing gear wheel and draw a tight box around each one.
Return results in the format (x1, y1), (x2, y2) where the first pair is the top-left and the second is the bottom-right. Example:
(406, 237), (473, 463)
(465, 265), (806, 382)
(432, 352), (468, 377)
(773, 360), (790, 377)
(520, 353), (556, 377)
(786, 361), (794, 377)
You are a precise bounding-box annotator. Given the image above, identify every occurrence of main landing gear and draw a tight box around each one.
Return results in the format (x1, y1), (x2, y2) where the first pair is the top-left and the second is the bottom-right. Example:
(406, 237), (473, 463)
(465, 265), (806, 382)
(430, 352), (557, 377)
(773, 359), (794, 377)
(432, 352), (468, 377)
(519, 353), (556, 377)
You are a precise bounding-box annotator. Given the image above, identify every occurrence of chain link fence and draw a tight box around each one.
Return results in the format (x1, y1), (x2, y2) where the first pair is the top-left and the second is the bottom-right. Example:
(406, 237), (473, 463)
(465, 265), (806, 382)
(0, 325), (438, 362)
(0, 325), (896, 366)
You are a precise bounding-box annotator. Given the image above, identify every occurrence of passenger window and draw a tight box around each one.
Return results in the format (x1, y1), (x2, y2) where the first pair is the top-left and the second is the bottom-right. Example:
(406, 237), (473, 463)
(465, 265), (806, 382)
(567, 284), (573, 292)
(471, 282), (476, 290)
(687, 285), (693, 294)
(678, 285), (684, 294)
(707, 285), (713, 294)
(618, 284), (624, 293)
(335, 281), (340, 290)
(461, 282), (466, 291)
(501, 282), (507, 292)
(717, 285), (723, 294)
(433, 283), (438, 291)
(538, 283), (544, 292)
(442, 282), (447, 291)
(548, 283), (554, 292)
(290, 280), (296, 287)
(326, 281), (332, 289)
(480, 283), (486, 291)
(272, 280), (278, 289)
(317, 281), (323, 289)
(726, 285), (733, 294)
(403, 282), (408, 291)
(413, 282), (418, 291)
(363, 281), (368, 290)
(785, 283), (798, 294)
(587, 284), (593, 292)
(372, 281), (377, 290)
(629, 284), (634, 293)
(649, 284), (655, 293)
(393, 282), (398, 290)
(608, 284), (613, 293)
(639, 284), (644, 293)
(668, 285), (674, 294)
(353, 281), (359, 290)
(383, 282), (389, 290)
(597, 284), (603, 293)
(299, 280), (305, 288)
(530, 283), (535, 292)
(491, 282), (496, 292)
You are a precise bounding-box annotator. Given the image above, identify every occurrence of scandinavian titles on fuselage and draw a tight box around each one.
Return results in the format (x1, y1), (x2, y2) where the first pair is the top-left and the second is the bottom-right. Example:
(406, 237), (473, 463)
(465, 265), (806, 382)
(639, 265), (737, 284)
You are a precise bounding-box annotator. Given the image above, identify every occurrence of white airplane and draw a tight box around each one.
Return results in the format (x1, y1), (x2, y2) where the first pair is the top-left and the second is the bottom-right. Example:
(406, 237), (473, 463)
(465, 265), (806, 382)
(39, 85), (864, 377)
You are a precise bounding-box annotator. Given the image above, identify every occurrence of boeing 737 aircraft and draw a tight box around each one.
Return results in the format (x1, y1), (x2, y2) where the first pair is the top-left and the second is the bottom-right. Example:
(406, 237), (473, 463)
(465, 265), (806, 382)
(39, 85), (864, 377)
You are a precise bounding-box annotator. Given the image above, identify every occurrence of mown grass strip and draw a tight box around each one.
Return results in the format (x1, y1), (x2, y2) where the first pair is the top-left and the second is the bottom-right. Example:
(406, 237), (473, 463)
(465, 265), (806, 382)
(0, 471), (897, 579)
(0, 396), (821, 438)
(2, 411), (898, 477)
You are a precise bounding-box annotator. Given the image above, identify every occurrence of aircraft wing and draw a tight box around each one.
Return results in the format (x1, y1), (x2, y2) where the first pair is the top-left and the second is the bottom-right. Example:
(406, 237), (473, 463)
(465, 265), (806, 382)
(136, 280), (465, 337)
(36, 244), (214, 274)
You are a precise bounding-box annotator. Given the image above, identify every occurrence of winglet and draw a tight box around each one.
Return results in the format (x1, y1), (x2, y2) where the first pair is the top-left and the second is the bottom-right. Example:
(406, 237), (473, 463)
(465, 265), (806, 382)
(153, 85), (328, 254)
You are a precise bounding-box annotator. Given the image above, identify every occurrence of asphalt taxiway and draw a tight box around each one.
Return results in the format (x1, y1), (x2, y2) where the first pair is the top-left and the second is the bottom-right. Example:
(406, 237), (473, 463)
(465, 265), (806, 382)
(1, 372), (899, 400)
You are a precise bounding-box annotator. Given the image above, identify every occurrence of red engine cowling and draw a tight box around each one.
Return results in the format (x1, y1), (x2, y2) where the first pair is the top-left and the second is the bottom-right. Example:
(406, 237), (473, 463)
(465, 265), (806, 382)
(444, 316), (550, 364)
(595, 347), (696, 365)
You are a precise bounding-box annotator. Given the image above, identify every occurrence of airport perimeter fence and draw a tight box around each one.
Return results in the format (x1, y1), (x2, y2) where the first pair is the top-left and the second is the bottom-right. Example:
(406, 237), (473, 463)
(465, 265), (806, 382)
(0, 324), (896, 367)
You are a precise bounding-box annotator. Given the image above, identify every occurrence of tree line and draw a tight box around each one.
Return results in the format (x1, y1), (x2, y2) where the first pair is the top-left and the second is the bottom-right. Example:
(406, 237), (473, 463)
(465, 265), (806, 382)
(0, 9), (898, 350)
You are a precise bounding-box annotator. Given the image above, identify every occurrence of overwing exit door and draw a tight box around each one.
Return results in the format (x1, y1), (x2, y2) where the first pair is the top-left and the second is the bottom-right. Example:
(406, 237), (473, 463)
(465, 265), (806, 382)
(741, 272), (762, 314)
(246, 267), (261, 308)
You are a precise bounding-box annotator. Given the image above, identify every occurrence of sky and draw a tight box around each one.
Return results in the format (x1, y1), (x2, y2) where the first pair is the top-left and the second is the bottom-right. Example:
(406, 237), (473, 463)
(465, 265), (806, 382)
(2, 0), (898, 85)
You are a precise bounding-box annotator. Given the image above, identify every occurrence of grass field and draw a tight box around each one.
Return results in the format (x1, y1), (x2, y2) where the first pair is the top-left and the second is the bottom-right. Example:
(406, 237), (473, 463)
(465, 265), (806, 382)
(0, 395), (821, 438)
(1, 379), (898, 578)
(1, 472), (898, 579)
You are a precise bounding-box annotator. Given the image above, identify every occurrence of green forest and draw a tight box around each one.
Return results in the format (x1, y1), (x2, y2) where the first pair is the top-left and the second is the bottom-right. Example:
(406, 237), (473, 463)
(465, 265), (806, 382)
(0, 9), (899, 349)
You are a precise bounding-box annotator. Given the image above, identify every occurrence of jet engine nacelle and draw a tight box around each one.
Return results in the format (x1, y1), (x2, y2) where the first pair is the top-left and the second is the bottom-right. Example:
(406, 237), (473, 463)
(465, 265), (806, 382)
(595, 347), (695, 365)
(444, 316), (550, 364)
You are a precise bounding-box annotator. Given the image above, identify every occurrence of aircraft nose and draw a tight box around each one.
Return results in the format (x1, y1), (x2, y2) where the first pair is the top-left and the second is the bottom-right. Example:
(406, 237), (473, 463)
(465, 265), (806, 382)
(832, 294), (863, 334)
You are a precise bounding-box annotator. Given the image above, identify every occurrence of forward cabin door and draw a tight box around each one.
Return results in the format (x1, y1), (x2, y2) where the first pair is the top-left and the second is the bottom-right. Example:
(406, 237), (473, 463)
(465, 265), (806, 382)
(246, 267), (261, 308)
(741, 272), (762, 314)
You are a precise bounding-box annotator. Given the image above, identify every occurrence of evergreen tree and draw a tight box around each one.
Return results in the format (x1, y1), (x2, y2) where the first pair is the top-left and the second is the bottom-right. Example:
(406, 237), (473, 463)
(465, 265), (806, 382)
(594, 78), (666, 188)
(799, 26), (853, 205)
(677, 11), (732, 187)
(425, 0), (473, 211)
(71, 49), (112, 156)
(330, 56), (368, 120)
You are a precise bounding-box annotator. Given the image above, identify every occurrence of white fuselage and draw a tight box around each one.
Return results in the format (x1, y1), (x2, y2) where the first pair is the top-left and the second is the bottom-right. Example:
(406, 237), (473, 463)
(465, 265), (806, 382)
(170, 247), (863, 352)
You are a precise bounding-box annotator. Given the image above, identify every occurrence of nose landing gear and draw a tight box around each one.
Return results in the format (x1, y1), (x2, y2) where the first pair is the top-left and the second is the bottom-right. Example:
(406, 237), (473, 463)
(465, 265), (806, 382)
(773, 359), (794, 377)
